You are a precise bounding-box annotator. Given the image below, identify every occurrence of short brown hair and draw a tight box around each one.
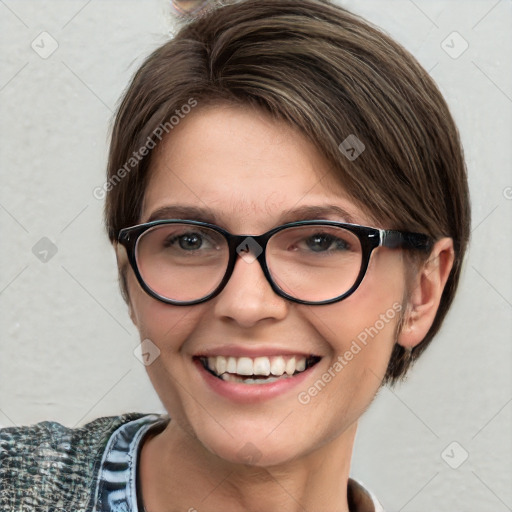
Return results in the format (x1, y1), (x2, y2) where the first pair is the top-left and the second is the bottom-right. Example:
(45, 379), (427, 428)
(104, 0), (471, 385)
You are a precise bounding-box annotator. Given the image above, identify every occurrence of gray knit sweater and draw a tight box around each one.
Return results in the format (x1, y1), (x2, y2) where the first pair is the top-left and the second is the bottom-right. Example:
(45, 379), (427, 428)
(0, 412), (146, 511)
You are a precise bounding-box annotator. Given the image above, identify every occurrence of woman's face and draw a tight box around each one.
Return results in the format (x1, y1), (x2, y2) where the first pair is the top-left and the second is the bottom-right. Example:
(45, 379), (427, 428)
(125, 104), (407, 466)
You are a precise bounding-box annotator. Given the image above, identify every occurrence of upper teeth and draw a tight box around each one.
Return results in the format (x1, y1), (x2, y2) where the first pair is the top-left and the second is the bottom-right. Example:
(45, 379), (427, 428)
(205, 355), (307, 377)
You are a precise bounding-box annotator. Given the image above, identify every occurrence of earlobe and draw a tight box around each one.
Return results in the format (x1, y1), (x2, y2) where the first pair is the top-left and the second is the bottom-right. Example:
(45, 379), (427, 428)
(125, 279), (139, 328)
(114, 242), (139, 328)
(128, 300), (138, 327)
(397, 237), (455, 349)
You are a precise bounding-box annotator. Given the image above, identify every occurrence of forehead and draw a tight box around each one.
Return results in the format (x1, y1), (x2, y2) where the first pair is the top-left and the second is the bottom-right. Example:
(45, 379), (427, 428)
(142, 104), (370, 230)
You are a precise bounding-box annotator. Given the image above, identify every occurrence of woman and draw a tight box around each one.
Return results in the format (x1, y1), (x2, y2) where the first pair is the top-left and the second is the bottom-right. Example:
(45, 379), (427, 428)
(0, 0), (470, 510)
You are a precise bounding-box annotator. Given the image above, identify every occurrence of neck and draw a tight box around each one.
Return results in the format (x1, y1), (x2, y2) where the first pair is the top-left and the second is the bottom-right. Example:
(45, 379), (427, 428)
(139, 420), (358, 512)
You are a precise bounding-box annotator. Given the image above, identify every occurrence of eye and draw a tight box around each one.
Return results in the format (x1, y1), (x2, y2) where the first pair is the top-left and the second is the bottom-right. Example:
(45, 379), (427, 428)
(302, 232), (351, 253)
(163, 230), (215, 251)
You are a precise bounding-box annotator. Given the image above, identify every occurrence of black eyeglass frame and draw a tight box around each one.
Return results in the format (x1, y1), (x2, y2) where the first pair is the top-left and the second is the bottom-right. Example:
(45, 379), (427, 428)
(118, 219), (434, 306)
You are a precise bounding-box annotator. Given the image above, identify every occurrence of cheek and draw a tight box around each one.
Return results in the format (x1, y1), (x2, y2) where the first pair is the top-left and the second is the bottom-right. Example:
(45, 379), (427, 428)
(305, 254), (406, 374)
(128, 273), (201, 352)
(307, 299), (400, 380)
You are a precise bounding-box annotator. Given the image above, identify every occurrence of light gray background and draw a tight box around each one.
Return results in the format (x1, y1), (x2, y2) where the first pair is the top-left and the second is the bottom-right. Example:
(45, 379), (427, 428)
(1, 1), (511, 511)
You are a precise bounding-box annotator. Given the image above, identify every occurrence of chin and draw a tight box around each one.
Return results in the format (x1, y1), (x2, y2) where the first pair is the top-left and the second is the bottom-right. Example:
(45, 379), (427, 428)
(193, 422), (309, 468)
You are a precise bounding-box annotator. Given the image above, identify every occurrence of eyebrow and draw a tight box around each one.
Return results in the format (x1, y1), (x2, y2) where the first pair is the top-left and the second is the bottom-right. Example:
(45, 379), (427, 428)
(145, 204), (355, 226)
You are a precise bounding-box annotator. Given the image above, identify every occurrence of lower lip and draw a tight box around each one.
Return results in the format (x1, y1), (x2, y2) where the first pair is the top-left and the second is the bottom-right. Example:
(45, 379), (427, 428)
(193, 358), (320, 403)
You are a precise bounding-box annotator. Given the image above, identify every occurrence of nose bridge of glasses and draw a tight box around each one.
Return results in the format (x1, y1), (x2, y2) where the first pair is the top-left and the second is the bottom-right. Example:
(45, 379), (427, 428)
(228, 232), (275, 278)
(230, 232), (268, 261)
(217, 234), (275, 297)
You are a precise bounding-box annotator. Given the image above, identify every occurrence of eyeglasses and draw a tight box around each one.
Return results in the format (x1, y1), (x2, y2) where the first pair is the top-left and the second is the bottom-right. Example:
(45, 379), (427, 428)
(118, 219), (433, 306)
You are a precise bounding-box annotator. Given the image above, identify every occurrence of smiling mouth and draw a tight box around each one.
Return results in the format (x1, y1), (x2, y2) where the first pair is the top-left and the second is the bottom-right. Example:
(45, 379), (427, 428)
(195, 354), (322, 385)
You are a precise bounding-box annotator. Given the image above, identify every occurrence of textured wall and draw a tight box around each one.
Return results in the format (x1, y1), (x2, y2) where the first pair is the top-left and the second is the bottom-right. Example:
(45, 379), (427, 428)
(0, 1), (510, 510)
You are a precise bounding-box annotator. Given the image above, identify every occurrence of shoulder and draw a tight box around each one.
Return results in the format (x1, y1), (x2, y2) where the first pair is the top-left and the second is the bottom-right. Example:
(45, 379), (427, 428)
(0, 412), (155, 511)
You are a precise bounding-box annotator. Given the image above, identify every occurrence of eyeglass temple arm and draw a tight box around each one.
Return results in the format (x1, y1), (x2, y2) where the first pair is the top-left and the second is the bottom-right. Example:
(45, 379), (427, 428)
(380, 229), (434, 252)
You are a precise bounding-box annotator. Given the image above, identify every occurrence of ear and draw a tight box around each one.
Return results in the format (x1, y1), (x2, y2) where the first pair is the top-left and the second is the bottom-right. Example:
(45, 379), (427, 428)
(397, 237), (455, 349)
(114, 242), (138, 327)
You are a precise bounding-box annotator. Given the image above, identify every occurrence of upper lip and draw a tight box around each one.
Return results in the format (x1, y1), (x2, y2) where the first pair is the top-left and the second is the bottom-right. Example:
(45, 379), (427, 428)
(193, 345), (322, 358)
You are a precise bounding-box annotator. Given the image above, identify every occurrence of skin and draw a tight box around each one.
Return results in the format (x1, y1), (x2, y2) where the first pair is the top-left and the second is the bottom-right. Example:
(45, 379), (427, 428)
(116, 104), (454, 512)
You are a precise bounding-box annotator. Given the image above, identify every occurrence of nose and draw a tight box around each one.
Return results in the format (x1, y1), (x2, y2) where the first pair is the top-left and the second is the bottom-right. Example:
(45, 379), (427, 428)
(212, 249), (288, 328)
